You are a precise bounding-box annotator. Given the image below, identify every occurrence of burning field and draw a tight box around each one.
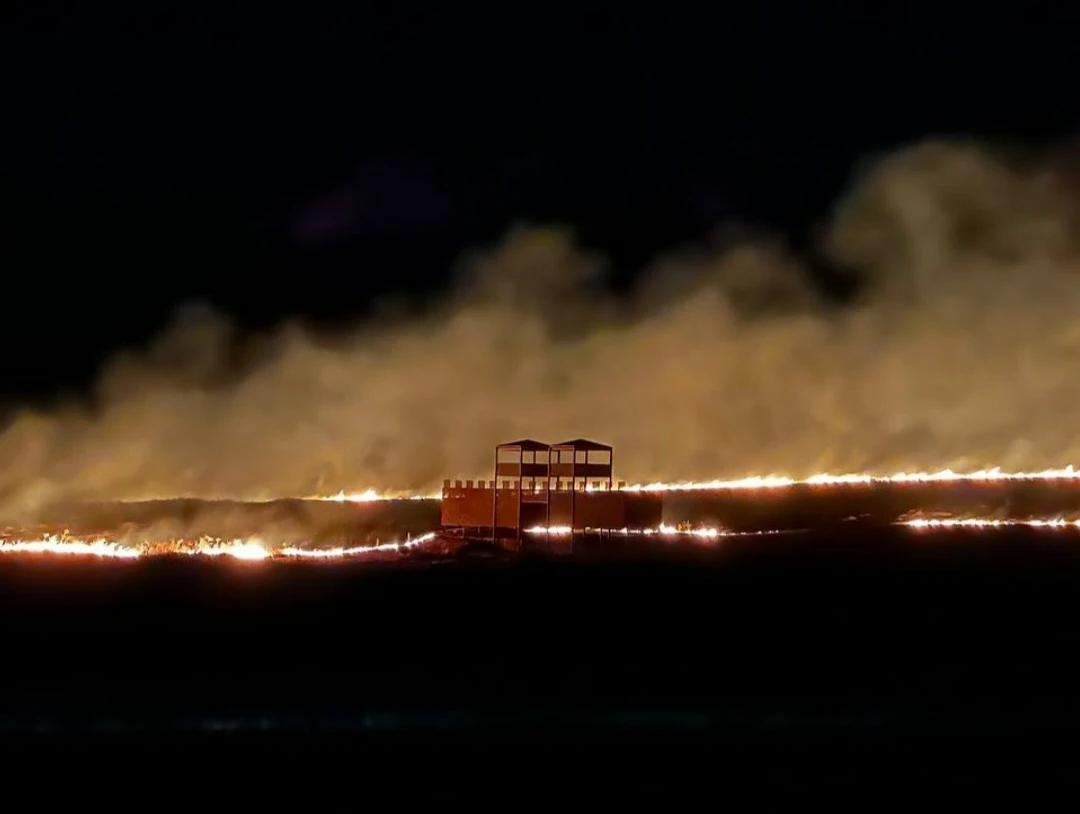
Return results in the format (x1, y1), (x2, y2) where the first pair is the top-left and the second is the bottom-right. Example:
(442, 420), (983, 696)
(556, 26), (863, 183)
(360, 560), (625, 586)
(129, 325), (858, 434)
(0, 497), (440, 560)
(6, 465), (1080, 561)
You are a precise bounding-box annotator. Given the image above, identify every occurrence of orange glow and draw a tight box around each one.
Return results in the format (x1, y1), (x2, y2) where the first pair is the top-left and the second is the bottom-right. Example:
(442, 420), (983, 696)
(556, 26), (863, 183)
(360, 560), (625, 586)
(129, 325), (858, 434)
(902, 517), (1080, 531)
(312, 465), (1080, 503)
(0, 532), (437, 560)
(4, 515), (1080, 562)
(523, 524), (781, 539)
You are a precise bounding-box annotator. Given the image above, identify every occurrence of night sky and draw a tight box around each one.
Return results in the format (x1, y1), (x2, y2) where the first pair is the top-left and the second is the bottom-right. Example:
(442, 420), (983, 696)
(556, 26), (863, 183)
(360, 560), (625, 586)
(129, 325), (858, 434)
(5, 5), (1076, 401)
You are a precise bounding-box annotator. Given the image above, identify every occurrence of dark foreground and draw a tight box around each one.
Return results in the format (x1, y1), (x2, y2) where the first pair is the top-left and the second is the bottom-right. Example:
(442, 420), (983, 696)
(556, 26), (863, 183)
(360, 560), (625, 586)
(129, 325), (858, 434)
(4, 525), (1080, 811)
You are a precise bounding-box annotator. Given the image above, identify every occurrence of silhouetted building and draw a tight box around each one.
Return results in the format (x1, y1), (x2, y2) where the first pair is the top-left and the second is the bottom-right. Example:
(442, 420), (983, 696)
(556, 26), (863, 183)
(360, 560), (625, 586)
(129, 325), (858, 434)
(440, 438), (663, 545)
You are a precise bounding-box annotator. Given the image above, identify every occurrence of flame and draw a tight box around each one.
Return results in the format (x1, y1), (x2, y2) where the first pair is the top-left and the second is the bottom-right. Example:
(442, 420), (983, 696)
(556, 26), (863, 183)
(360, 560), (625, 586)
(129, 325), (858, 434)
(621, 466), (1080, 492)
(313, 466), (1080, 503)
(316, 489), (438, 503)
(523, 524), (781, 539)
(528, 516), (1080, 539)
(16, 461), (1080, 560)
(5, 514), (1080, 562)
(902, 517), (1080, 531)
(0, 532), (438, 560)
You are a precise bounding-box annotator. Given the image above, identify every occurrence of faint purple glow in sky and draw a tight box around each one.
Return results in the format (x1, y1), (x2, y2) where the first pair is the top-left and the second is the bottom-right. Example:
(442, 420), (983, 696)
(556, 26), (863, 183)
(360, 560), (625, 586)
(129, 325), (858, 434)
(290, 156), (455, 246)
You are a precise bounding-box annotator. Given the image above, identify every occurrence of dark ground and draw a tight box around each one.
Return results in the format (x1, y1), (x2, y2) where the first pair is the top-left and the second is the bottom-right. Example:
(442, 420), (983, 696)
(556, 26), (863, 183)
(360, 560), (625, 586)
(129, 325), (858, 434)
(4, 524), (1080, 812)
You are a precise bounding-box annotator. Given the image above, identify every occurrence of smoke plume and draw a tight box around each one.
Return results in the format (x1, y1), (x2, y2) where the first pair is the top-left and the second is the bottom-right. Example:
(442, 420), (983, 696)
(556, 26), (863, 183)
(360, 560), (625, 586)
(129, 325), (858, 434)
(3, 138), (1080, 517)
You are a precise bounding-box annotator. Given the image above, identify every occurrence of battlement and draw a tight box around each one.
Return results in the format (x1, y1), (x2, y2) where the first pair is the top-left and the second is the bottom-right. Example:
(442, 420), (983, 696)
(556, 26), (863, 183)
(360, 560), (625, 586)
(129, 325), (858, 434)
(442, 479), (629, 494)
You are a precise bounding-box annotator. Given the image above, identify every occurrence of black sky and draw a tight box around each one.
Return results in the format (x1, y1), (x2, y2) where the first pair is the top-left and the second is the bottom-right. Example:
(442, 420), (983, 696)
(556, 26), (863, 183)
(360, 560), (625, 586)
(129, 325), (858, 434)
(4, 4), (1078, 400)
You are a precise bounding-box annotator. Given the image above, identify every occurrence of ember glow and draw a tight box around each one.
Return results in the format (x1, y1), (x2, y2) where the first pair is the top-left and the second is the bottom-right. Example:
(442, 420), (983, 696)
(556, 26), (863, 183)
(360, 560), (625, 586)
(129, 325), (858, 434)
(623, 466), (1080, 493)
(0, 532), (438, 560)
(312, 465), (1080, 503)
(316, 489), (437, 503)
(902, 518), (1080, 531)
(529, 517), (1080, 538)
(524, 525), (783, 539)
(4, 515), (1080, 563)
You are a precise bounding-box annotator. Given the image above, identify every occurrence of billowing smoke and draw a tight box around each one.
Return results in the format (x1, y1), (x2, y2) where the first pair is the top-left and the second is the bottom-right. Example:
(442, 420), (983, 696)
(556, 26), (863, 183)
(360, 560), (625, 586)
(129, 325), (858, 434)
(3, 138), (1080, 518)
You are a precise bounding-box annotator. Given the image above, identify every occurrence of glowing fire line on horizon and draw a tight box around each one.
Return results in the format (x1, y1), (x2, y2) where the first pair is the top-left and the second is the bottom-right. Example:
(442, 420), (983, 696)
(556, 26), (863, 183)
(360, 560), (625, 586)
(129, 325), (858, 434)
(527, 518), (1080, 537)
(7, 516), (1080, 560)
(313, 466), (1080, 504)
(522, 524), (782, 540)
(0, 532), (438, 561)
(903, 518), (1080, 531)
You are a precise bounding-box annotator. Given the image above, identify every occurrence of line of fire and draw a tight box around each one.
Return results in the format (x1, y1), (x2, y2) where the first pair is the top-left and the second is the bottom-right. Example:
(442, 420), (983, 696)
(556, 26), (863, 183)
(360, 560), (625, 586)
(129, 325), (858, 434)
(439, 439), (663, 549)
(435, 439), (1080, 552)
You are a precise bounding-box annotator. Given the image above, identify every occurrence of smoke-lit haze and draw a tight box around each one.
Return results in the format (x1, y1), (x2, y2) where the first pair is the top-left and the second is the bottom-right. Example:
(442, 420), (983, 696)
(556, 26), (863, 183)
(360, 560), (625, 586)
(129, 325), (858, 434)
(3, 139), (1080, 517)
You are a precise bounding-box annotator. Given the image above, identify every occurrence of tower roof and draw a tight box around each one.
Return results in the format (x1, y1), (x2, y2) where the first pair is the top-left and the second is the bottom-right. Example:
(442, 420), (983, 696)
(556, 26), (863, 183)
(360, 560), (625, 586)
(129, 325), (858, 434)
(496, 438), (551, 451)
(552, 438), (612, 451)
